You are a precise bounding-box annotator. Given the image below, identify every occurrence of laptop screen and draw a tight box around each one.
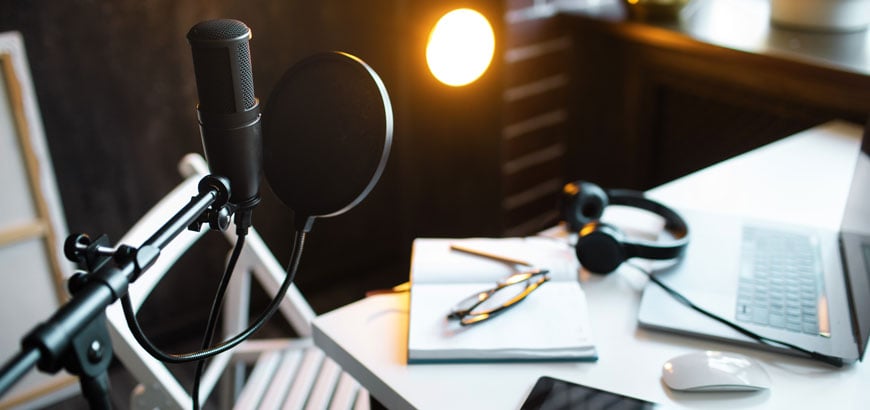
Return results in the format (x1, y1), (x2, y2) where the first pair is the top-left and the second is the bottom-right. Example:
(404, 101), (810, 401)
(841, 119), (870, 359)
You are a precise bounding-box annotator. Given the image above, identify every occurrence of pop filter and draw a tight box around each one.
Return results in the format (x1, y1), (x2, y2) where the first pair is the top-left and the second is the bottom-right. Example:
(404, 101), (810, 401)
(262, 52), (393, 231)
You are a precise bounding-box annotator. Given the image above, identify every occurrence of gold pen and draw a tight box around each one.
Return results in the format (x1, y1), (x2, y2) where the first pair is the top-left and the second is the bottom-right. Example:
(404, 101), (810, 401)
(449, 243), (533, 267)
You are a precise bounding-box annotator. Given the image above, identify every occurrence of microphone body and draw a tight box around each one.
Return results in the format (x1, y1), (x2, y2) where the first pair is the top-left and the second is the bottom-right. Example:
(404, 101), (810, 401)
(187, 19), (262, 210)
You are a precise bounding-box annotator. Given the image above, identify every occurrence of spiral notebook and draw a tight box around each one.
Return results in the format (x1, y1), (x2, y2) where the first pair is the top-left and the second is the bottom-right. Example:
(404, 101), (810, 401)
(406, 237), (597, 363)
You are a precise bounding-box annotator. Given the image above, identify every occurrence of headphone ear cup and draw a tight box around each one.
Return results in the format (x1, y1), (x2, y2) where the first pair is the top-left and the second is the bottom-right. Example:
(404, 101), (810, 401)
(575, 222), (626, 274)
(561, 181), (609, 232)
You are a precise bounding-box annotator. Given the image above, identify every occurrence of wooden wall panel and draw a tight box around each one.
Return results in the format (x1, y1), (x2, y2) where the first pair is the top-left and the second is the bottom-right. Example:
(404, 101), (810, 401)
(502, 3), (572, 236)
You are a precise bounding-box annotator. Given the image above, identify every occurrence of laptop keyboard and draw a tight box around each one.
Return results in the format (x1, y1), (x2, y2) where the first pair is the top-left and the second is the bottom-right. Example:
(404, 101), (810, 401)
(735, 226), (827, 336)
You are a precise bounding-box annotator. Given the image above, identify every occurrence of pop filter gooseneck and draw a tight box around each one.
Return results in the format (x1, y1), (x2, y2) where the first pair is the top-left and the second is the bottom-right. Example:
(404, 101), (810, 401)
(262, 52), (393, 231)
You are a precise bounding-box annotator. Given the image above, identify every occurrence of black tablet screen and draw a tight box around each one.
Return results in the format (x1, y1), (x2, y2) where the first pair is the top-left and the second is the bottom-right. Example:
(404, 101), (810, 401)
(521, 376), (657, 410)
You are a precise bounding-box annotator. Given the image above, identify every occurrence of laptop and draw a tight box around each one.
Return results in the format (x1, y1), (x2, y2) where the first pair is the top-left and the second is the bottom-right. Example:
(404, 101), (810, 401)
(638, 121), (870, 364)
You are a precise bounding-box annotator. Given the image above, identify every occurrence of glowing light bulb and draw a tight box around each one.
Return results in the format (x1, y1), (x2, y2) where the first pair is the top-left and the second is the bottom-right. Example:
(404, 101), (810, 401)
(426, 8), (495, 87)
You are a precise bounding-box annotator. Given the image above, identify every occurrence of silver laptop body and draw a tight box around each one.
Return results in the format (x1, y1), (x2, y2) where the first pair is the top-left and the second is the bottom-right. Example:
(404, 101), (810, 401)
(638, 125), (870, 364)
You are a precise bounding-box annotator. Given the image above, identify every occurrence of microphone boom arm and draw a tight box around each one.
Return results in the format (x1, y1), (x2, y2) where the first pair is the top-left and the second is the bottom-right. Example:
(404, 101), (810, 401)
(0, 175), (231, 409)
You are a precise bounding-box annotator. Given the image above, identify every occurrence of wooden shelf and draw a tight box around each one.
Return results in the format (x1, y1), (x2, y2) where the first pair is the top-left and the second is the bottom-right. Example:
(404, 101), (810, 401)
(556, 0), (870, 189)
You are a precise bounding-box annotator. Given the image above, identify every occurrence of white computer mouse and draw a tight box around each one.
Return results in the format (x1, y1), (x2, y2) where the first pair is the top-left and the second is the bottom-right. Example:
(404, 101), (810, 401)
(661, 350), (772, 392)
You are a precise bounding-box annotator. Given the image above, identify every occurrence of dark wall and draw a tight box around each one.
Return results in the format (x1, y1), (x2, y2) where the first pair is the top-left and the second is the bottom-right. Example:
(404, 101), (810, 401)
(395, 1), (506, 239)
(0, 0), (413, 338)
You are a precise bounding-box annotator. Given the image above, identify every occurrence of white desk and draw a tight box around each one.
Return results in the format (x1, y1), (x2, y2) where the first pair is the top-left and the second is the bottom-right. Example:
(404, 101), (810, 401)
(313, 121), (869, 409)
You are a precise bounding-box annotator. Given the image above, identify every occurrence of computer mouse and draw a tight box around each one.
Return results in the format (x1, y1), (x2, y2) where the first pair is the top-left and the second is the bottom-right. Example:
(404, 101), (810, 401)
(661, 350), (771, 392)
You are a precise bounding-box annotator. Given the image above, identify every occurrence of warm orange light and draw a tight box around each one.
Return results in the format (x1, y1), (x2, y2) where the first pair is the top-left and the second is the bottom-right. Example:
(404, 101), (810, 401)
(426, 8), (495, 87)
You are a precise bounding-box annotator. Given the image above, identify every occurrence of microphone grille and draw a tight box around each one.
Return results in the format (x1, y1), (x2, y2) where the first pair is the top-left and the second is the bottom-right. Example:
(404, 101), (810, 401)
(187, 19), (256, 113)
(237, 41), (254, 109)
(188, 19), (250, 40)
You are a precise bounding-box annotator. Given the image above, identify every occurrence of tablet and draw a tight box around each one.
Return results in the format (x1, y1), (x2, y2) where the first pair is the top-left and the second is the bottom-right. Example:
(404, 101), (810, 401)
(521, 376), (657, 410)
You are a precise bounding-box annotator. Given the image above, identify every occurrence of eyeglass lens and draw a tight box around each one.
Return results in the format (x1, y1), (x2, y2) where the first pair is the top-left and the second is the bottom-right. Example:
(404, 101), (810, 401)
(449, 271), (549, 325)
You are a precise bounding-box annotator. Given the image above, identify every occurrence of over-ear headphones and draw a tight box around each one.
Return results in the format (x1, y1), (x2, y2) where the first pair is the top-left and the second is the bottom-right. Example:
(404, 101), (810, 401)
(560, 181), (690, 274)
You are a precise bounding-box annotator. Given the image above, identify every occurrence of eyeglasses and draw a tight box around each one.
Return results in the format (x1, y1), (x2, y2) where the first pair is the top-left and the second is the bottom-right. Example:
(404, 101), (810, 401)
(447, 268), (550, 326)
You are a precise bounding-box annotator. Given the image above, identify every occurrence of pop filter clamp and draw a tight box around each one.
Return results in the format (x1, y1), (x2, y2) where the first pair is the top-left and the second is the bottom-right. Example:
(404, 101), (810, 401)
(0, 175), (233, 409)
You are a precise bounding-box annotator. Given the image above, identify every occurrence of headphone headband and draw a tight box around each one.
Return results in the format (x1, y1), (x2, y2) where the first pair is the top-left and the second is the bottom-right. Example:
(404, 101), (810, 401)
(562, 181), (690, 273)
(607, 189), (689, 243)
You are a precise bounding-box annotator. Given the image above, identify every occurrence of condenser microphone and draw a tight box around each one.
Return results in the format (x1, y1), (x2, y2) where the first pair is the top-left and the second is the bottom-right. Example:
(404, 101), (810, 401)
(187, 19), (262, 217)
(262, 52), (393, 232)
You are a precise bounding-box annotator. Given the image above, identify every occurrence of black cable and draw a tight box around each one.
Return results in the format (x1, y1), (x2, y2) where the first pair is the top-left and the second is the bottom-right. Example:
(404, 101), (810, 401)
(191, 232), (246, 410)
(120, 230), (307, 364)
(626, 261), (844, 367)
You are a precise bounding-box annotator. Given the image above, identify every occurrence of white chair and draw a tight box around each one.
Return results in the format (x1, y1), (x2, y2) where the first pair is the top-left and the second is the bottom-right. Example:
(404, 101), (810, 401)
(105, 153), (369, 410)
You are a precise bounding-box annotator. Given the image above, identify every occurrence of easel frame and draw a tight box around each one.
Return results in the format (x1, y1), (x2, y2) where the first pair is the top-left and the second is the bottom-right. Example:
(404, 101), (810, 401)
(0, 31), (77, 410)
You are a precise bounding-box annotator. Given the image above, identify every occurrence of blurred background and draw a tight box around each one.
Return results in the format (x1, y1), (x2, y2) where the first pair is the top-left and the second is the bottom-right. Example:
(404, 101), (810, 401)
(1, 0), (868, 407)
